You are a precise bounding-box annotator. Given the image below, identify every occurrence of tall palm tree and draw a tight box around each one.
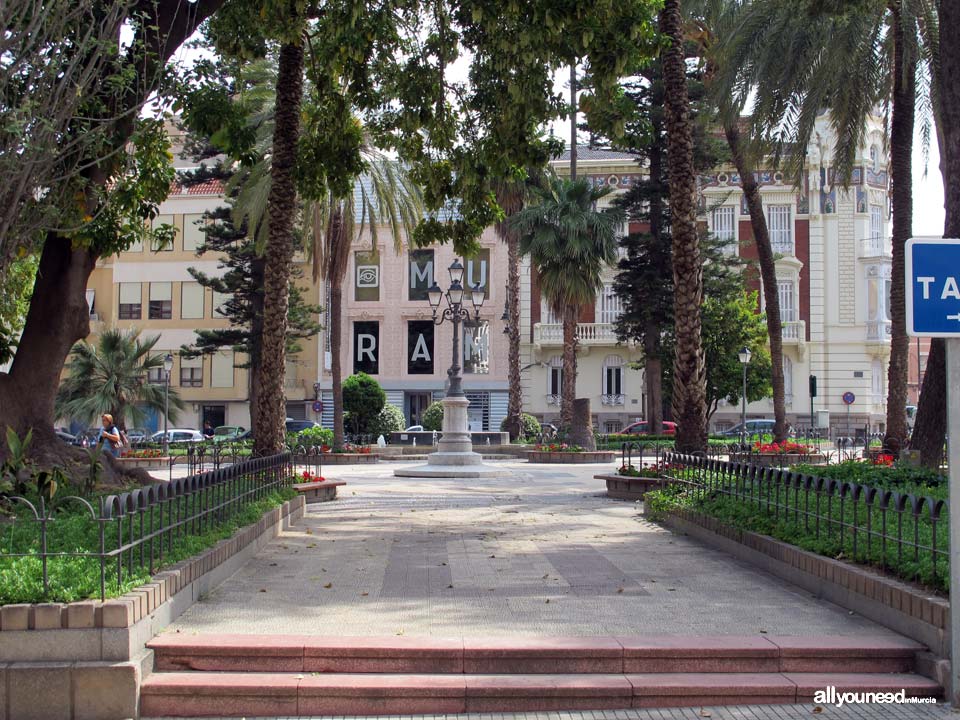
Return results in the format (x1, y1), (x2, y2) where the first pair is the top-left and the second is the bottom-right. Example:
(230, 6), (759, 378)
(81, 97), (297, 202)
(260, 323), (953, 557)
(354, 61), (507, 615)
(687, 0), (789, 443)
(719, 0), (935, 450)
(661, 0), (709, 453)
(305, 152), (422, 450)
(494, 182), (526, 440)
(256, 40), (304, 455)
(510, 176), (624, 429)
(56, 329), (184, 430)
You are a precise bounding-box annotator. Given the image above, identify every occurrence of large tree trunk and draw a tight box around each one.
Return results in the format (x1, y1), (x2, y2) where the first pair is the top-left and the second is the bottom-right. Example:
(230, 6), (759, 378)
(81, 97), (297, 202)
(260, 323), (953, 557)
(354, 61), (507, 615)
(495, 186), (524, 440)
(884, 11), (916, 451)
(561, 305), (577, 430)
(247, 254), (266, 433)
(911, 2), (960, 468)
(330, 280), (345, 449)
(725, 122), (787, 443)
(661, 0), (707, 453)
(643, 330), (663, 435)
(569, 64), (578, 181)
(254, 42), (303, 455)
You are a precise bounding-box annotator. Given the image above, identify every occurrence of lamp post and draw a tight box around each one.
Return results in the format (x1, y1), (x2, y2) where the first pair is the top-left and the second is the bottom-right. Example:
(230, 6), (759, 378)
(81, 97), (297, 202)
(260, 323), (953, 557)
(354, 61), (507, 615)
(395, 259), (503, 478)
(738, 347), (752, 446)
(163, 353), (173, 475)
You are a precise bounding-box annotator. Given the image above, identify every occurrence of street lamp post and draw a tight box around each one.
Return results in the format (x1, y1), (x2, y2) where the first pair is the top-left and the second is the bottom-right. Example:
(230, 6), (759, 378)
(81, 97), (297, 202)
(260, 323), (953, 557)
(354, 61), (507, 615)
(163, 353), (173, 478)
(738, 347), (752, 446)
(395, 259), (503, 478)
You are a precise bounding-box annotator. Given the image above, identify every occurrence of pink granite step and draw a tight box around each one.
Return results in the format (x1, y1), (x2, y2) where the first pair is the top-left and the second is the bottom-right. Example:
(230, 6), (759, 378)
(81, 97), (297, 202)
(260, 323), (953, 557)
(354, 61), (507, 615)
(148, 633), (925, 675)
(139, 671), (941, 717)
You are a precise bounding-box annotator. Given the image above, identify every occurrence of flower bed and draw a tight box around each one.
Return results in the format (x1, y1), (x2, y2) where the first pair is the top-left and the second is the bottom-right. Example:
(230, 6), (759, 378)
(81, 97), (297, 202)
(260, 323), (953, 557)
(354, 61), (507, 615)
(730, 440), (825, 466)
(527, 444), (616, 464)
(319, 452), (379, 465)
(114, 455), (171, 470)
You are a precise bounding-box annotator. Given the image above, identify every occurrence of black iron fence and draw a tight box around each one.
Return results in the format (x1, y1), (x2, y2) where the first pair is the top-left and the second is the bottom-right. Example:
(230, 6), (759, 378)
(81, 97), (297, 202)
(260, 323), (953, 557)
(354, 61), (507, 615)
(1, 453), (292, 601)
(661, 452), (948, 590)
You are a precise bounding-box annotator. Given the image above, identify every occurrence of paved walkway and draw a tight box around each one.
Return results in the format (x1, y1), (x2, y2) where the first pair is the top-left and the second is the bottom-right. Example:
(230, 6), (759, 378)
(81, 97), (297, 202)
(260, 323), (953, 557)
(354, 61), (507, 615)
(164, 461), (898, 638)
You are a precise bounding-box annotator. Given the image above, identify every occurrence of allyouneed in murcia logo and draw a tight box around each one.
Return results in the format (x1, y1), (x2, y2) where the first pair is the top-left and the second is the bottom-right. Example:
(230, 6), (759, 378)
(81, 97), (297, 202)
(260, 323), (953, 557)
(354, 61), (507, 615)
(813, 687), (937, 707)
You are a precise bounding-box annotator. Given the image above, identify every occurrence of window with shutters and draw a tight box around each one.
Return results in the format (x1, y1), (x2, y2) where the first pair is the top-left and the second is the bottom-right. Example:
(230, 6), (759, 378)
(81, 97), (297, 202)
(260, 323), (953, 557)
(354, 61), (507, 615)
(597, 284), (622, 324)
(777, 281), (797, 322)
(783, 356), (793, 403)
(148, 282), (172, 319)
(540, 298), (560, 325)
(180, 356), (203, 387)
(180, 282), (204, 319)
(767, 205), (793, 254)
(182, 213), (206, 253)
(212, 290), (229, 318)
(602, 355), (625, 404)
(151, 214), (176, 251)
(118, 283), (141, 319)
(211, 351), (234, 388)
(712, 205), (736, 253)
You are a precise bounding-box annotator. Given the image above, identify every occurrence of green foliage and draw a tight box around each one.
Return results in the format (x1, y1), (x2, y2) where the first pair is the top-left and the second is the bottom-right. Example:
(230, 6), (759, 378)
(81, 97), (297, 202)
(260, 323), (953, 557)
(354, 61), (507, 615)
(0, 254), (39, 364)
(341, 373), (386, 435)
(501, 413), (540, 439)
(0, 487), (295, 604)
(369, 404), (406, 437)
(1, 428), (34, 497)
(421, 401), (444, 432)
(791, 460), (946, 495)
(295, 426), (334, 448)
(56, 329), (185, 429)
(640, 486), (691, 521)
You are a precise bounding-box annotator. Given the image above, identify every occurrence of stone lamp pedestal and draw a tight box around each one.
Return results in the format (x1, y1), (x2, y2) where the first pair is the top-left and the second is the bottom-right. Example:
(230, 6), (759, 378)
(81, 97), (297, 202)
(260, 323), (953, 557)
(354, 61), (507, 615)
(394, 396), (506, 478)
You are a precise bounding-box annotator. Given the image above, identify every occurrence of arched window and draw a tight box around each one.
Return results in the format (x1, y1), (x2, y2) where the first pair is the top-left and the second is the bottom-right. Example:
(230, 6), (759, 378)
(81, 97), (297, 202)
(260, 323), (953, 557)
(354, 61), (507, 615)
(546, 355), (563, 404)
(602, 354), (625, 405)
(869, 145), (880, 174)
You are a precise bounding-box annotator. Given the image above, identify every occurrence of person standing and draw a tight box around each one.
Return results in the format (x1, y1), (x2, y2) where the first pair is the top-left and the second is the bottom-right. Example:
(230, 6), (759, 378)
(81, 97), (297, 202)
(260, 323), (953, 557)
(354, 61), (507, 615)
(98, 414), (122, 457)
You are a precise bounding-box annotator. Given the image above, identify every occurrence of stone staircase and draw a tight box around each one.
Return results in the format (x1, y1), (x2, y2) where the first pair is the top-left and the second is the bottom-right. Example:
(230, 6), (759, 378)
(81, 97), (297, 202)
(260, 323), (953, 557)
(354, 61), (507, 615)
(140, 634), (941, 717)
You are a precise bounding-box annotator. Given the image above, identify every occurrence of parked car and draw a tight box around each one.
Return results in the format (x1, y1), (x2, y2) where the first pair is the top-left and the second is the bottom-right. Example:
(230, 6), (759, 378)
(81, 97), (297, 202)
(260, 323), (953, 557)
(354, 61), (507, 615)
(125, 428), (148, 445)
(285, 419), (318, 434)
(212, 425), (246, 442)
(149, 429), (204, 444)
(404, 425), (424, 432)
(623, 420), (677, 436)
(719, 419), (777, 437)
(55, 430), (76, 444)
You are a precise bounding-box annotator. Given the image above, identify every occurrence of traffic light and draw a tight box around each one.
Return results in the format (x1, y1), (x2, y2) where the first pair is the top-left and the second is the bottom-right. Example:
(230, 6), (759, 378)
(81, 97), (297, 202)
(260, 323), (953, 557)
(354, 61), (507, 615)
(809, 375), (817, 398)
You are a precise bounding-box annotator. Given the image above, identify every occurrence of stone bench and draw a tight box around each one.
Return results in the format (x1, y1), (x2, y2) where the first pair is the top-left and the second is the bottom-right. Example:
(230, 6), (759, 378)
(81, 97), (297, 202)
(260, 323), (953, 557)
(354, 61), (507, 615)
(293, 481), (346, 504)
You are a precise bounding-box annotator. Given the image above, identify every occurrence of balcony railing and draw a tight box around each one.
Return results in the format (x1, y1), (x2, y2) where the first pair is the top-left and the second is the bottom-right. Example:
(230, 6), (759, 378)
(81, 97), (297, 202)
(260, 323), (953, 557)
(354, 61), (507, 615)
(545, 394), (561, 405)
(534, 322), (617, 346)
(781, 320), (805, 344)
(601, 394), (625, 406)
(866, 320), (892, 342)
(859, 236), (887, 258)
(771, 239), (794, 256)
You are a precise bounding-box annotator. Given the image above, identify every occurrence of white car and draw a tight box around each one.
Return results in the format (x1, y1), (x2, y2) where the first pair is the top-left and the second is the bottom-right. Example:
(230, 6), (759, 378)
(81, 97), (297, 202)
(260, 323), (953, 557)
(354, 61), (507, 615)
(149, 429), (204, 443)
(404, 425), (424, 432)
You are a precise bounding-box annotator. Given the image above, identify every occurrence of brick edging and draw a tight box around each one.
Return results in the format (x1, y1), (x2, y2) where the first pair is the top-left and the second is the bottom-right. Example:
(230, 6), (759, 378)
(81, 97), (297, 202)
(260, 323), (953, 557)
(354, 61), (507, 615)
(658, 508), (949, 656)
(0, 495), (305, 633)
(527, 451), (617, 464)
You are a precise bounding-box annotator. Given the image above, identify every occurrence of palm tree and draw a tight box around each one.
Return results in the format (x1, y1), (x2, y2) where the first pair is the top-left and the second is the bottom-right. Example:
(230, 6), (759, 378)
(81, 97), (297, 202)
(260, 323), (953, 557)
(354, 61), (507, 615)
(56, 329), (184, 430)
(256, 40), (304, 455)
(718, 0), (935, 450)
(305, 152), (422, 450)
(661, 0), (709, 453)
(510, 176), (624, 429)
(494, 182), (526, 440)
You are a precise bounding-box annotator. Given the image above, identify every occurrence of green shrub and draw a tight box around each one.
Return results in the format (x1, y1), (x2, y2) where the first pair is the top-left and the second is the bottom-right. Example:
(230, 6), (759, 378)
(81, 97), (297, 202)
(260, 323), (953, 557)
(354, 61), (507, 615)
(422, 401), (444, 431)
(295, 426), (334, 448)
(500, 413), (541, 439)
(369, 404), (405, 437)
(342, 373), (386, 434)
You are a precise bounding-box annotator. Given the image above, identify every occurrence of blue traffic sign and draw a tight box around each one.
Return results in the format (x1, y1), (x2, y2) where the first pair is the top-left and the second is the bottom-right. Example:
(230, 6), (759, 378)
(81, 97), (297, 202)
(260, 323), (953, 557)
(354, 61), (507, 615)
(842, 392), (856, 405)
(906, 238), (960, 337)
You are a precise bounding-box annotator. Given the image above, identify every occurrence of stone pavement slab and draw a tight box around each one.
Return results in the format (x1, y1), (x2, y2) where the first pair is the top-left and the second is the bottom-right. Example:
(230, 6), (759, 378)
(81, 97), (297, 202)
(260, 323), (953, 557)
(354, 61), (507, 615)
(164, 461), (902, 638)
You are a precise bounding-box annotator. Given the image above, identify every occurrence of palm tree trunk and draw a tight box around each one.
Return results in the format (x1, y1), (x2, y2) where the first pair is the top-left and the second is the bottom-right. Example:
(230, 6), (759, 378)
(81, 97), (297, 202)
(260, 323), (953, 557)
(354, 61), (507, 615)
(911, 4), (960, 468)
(495, 186), (524, 439)
(570, 64), (578, 181)
(561, 305), (577, 430)
(883, 12), (916, 451)
(661, 0), (707, 453)
(254, 41), (303, 455)
(248, 254), (265, 433)
(646, 108), (665, 435)
(330, 279), (345, 449)
(643, 329), (663, 434)
(724, 122), (787, 443)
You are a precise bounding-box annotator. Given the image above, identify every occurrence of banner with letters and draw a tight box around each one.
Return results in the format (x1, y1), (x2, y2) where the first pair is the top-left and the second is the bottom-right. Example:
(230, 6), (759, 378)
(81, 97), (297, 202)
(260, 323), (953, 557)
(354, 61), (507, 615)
(407, 321), (434, 374)
(353, 321), (379, 374)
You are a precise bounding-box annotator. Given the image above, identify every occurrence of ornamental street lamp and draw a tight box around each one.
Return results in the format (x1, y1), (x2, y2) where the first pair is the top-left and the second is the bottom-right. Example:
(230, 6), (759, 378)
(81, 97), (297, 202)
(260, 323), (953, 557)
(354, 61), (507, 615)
(738, 346), (752, 446)
(395, 259), (503, 478)
(163, 353), (174, 479)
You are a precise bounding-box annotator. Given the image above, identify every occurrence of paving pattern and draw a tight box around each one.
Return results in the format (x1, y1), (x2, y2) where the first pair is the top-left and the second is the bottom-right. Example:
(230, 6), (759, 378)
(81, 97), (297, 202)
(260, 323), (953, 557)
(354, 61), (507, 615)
(165, 461), (900, 638)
